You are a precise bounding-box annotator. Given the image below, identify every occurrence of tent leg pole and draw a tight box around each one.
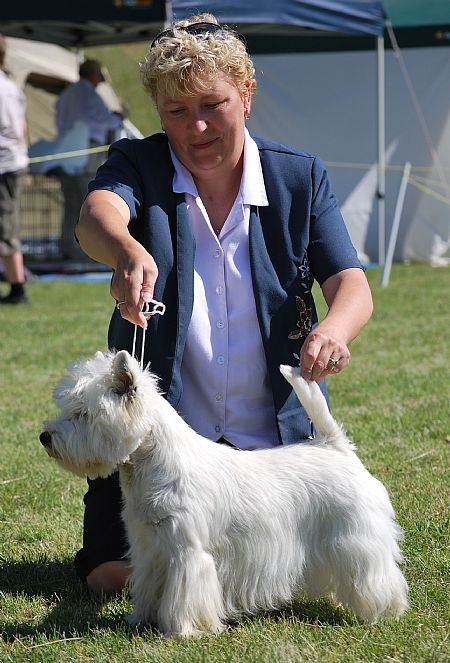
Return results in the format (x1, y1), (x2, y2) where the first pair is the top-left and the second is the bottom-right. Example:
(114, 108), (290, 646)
(381, 162), (411, 288)
(164, 0), (173, 26)
(377, 34), (385, 270)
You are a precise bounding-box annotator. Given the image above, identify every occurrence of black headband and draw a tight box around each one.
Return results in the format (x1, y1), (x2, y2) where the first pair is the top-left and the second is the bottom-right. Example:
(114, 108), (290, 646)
(151, 21), (225, 48)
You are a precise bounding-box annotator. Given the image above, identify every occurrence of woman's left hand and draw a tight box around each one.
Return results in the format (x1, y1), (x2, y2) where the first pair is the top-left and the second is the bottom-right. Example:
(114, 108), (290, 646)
(300, 326), (350, 382)
(299, 268), (373, 382)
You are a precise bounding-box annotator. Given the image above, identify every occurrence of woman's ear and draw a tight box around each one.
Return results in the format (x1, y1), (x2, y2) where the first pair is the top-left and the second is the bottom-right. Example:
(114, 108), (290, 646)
(243, 80), (252, 119)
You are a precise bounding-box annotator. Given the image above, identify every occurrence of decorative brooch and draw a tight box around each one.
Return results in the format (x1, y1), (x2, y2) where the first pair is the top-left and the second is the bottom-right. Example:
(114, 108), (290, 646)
(288, 296), (312, 341)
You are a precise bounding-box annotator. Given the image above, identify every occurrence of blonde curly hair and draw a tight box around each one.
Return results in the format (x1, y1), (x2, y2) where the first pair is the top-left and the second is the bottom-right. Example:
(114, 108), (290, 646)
(140, 13), (257, 103)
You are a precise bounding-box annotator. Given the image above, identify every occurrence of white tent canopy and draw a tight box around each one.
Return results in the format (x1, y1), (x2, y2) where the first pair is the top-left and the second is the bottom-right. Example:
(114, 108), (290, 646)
(248, 46), (450, 265)
(4, 36), (77, 89)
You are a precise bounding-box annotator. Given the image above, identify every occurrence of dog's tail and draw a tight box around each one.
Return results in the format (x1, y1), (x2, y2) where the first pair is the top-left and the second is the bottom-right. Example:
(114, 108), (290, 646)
(279, 365), (345, 442)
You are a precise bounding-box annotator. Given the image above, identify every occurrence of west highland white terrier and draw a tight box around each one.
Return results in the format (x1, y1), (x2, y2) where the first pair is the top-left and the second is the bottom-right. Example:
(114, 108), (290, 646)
(40, 350), (408, 636)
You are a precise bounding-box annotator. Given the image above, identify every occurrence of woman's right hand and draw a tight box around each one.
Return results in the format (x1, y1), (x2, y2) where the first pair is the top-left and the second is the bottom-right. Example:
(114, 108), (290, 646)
(110, 240), (159, 328)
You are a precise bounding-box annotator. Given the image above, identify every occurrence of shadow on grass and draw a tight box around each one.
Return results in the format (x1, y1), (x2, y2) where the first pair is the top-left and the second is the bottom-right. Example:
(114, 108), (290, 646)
(232, 599), (350, 631)
(276, 599), (352, 626)
(0, 558), (132, 642)
(1, 558), (350, 642)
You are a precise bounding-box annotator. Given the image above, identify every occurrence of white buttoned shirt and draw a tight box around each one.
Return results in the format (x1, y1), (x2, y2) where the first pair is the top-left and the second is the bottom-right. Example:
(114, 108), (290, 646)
(171, 129), (279, 450)
(55, 78), (122, 145)
(0, 70), (28, 174)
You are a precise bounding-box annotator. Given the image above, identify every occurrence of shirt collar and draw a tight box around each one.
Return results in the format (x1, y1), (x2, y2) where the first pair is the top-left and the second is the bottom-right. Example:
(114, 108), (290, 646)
(170, 127), (268, 207)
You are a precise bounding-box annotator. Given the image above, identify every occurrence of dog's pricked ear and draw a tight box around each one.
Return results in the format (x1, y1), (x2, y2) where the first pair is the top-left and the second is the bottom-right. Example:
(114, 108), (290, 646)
(111, 350), (138, 396)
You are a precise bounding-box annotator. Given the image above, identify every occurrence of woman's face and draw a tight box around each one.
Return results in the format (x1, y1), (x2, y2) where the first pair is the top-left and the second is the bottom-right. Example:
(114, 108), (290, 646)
(157, 77), (251, 182)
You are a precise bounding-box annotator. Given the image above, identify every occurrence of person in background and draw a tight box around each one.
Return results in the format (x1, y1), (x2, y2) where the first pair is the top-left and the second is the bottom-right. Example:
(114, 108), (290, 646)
(55, 59), (124, 259)
(0, 34), (29, 305)
(75, 14), (374, 594)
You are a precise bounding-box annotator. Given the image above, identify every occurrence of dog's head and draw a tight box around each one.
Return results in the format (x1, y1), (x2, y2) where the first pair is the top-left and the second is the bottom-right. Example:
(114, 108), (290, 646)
(40, 350), (160, 479)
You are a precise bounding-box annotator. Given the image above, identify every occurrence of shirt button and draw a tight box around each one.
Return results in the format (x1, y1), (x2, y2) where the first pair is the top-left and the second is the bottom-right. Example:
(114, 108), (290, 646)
(216, 320), (225, 329)
(216, 285), (224, 295)
(215, 393), (222, 401)
(215, 425), (221, 433)
(217, 355), (225, 365)
(214, 249), (221, 258)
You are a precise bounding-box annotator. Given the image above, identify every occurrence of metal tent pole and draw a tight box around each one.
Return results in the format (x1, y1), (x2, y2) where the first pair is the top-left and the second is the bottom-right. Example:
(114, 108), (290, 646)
(381, 162), (411, 288)
(165, 0), (173, 27)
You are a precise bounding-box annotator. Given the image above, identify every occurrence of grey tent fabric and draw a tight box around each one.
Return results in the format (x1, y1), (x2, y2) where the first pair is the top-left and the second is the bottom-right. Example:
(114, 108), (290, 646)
(248, 47), (450, 264)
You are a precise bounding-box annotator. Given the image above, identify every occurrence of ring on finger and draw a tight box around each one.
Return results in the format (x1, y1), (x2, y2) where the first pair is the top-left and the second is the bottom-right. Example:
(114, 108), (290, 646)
(327, 357), (340, 370)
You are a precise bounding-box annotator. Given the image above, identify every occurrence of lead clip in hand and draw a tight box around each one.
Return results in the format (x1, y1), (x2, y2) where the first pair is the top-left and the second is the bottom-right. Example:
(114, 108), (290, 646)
(142, 299), (166, 319)
(132, 299), (166, 369)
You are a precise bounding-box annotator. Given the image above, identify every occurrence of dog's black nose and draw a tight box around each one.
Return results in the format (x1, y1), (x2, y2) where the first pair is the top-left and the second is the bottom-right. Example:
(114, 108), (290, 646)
(40, 431), (52, 448)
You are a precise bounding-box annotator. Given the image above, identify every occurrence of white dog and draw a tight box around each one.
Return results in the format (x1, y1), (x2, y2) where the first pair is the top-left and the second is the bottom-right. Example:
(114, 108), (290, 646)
(40, 350), (408, 636)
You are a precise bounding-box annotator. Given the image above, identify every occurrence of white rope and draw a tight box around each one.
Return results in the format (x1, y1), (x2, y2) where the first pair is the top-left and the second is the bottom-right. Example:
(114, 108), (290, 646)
(0, 144), (110, 171)
(131, 300), (166, 369)
(7, 147), (448, 176)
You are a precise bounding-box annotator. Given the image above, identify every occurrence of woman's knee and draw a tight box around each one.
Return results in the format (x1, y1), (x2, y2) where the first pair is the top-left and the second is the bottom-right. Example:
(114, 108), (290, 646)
(86, 560), (130, 594)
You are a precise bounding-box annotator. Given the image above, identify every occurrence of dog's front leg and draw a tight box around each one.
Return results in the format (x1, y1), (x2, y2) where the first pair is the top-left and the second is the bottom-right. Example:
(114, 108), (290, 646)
(127, 556), (166, 628)
(157, 538), (226, 637)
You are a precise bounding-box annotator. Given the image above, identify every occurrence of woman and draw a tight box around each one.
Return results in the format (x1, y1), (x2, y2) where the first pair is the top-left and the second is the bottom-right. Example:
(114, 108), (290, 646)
(75, 14), (373, 593)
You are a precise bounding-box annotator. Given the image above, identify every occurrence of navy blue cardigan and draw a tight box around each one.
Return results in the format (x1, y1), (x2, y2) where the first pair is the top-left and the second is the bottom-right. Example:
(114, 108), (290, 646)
(89, 133), (362, 445)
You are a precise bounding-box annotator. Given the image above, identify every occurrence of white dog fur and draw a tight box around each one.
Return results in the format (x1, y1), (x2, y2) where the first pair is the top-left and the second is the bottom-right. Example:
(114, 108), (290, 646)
(41, 350), (408, 636)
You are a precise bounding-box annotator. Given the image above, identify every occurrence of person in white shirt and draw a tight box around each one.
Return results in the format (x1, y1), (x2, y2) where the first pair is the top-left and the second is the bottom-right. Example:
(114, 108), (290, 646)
(55, 59), (124, 259)
(56, 59), (124, 156)
(73, 13), (373, 595)
(0, 35), (29, 305)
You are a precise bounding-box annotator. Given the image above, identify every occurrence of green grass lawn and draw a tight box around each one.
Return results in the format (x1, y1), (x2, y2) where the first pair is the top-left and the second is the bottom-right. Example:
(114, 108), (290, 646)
(0, 264), (449, 662)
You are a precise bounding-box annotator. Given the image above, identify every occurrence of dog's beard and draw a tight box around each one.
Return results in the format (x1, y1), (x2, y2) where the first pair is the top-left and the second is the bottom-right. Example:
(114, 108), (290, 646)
(43, 410), (145, 480)
(42, 417), (118, 479)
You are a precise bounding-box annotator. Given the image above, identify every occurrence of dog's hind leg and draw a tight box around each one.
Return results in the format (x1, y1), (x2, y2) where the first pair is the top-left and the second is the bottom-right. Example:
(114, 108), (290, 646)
(157, 542), (226, 636)
(324, 532), (408, 623)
